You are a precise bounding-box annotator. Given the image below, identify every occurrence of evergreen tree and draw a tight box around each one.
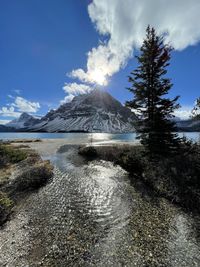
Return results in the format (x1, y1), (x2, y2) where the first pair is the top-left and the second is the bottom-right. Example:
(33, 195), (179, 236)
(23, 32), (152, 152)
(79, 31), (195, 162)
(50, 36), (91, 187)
(191, 97), (200, 120)
(127, 26), (180, 154)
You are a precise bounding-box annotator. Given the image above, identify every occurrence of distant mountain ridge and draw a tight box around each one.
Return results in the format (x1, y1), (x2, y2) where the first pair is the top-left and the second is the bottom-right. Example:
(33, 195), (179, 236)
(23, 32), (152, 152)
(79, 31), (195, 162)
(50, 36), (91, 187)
(3, 90), (137, 133)
(1, 90), (200, 133)
(176, 119), (200, 132)
(7, 112), (40, 129)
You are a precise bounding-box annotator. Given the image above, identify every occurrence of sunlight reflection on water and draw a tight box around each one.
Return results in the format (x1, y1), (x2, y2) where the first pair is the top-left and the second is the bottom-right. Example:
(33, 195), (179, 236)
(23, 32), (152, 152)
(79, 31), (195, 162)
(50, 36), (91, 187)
(0, 132), (199, 142)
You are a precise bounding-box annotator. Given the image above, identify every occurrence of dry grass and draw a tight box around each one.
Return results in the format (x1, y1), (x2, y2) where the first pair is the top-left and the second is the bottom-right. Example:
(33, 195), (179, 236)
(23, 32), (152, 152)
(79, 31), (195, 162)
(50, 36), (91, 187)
(10, 139), (42, 143)
(0, 143), (53, 225)
(0, 167), (12, 187)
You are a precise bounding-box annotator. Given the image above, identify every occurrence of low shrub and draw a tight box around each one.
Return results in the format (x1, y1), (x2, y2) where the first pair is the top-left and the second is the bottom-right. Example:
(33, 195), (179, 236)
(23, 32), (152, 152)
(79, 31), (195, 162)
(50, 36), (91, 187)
(0, 144), (54, 226)
(0, 144), (27, 167)
(116, 148), (146, 176)
(9, 161), (53, 193)
(79, 142), (200, 212)
(78, 146), (97, 160)
(0, 191), (13, 225)
(124, 142), (200, 212)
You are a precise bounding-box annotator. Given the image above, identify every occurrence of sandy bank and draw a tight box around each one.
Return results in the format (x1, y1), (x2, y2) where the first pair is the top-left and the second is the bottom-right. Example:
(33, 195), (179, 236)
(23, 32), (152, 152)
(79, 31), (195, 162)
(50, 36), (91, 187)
(11, 138), (139, 157)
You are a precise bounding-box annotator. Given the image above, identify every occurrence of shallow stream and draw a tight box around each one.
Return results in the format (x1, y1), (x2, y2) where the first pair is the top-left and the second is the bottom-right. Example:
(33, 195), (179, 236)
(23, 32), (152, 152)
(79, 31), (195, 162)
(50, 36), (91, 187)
(0, 145), (200, 266)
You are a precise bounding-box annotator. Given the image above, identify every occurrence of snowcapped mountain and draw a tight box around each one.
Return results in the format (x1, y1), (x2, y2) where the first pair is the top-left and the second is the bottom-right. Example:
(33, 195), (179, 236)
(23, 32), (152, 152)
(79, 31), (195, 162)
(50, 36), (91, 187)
(1, 90), (200, 133)
(28, 89), (137, 133)
(6, 112), (40, 129)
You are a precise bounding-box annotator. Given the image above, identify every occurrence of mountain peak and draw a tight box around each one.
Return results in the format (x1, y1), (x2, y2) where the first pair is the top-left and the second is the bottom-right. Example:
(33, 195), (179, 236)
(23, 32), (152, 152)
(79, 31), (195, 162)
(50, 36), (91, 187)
(7, 112), (40, 129)
(19, 112), (33, 120)
(4, 90), (137, 133)
(30, 90), (136, 133)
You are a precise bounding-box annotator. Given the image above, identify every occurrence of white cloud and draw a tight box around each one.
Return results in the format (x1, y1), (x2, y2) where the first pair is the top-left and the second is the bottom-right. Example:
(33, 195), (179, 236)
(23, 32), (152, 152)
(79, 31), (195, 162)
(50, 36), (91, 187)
(63, 82), (92, 95)
(70, 69), (90, 84)
(61, 83), (92, 105)
(0, 120), (11, 125)
(8, 94), (14, 99)
(0, 106), (21, 118)
(60, 94), (74, 105)
(70, 0), (200, 85)
(0, 96), (40, 121)
(12, 97), (40, 113)
(174, 106), (193, 120)
(13, 89), (21, 95)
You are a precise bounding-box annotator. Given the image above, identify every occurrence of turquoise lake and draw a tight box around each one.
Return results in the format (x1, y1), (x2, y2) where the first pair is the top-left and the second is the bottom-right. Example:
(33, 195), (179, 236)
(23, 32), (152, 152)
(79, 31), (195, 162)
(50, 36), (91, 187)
(0, 132), (199, 143)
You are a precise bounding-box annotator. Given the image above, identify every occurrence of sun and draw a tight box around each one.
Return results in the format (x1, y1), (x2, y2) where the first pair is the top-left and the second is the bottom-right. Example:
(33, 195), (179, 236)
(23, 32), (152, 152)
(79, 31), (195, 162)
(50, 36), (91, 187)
(90, 69), (107, 86)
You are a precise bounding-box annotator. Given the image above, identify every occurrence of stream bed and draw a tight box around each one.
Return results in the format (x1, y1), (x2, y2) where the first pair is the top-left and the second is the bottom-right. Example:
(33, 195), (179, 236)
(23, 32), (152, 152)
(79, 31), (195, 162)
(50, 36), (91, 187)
(0, 145), (200, 267)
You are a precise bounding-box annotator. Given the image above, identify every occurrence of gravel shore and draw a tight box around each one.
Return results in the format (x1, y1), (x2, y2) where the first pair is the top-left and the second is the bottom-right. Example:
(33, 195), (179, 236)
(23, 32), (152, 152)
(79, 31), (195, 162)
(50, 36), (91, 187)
(0, 140), (200, 266)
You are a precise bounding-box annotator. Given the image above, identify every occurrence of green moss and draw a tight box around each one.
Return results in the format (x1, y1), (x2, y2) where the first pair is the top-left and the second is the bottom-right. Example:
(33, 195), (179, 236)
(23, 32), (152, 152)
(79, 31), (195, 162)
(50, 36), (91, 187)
(0, 192), (13, 208)
(0, 191), (14, 225)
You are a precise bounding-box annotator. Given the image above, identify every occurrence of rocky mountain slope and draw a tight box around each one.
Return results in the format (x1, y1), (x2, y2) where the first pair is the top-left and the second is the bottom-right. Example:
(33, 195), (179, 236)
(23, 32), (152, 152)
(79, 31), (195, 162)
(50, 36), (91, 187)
(29, 89), (137, 133)
(7, 113), (40, 129)
(0, 125), (16, 132)
(3, 90), (137, 133)
(1, 90), (200, 133)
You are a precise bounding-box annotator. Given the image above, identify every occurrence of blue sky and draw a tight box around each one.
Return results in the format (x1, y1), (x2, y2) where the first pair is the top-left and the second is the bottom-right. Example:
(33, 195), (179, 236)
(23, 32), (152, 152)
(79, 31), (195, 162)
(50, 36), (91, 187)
(0, 0), (200, 123)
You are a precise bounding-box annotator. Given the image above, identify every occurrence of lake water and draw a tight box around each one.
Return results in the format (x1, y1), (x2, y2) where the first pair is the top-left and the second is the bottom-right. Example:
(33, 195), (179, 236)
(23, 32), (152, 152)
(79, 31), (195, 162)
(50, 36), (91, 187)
(0, 132), (199, 143)
(0, 132), (200, 142)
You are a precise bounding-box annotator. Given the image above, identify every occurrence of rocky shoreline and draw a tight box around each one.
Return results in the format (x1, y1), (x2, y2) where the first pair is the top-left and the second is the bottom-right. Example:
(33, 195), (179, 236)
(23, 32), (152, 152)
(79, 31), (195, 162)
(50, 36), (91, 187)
(0, 140), (200, 266)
